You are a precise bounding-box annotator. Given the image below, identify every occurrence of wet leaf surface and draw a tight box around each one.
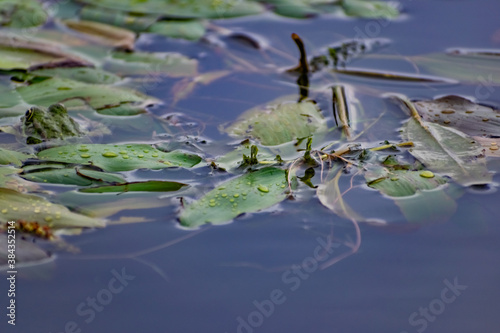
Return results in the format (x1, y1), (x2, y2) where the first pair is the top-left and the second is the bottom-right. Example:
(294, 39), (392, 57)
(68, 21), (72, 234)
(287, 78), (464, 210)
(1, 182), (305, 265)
(38, 143), (202, 172)
(224, 96), (326, 146)
(0, 187), (105, 228)
(179, 167), (291, 227)
(79, 180), (187, 193)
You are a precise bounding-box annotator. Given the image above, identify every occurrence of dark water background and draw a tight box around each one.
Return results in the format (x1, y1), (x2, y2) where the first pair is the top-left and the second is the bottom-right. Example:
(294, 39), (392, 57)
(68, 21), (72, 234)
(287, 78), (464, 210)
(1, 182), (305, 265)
(3, 0), (500, 332)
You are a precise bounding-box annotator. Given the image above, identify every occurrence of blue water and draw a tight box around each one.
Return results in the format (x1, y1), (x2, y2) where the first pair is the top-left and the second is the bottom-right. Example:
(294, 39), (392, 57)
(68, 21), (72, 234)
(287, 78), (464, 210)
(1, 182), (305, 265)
(3, 0), (500, 332)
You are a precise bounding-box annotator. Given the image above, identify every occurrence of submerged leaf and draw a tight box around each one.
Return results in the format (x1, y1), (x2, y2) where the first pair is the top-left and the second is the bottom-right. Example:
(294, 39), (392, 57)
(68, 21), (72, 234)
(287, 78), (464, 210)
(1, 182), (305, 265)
(0, 188), (104, 228)
(224, 96), (326, 146)
(38, 143), (202, 172)
(148, 20), (206, 40)
(414, 52), (500, 85)
(179, 167), (291, 227)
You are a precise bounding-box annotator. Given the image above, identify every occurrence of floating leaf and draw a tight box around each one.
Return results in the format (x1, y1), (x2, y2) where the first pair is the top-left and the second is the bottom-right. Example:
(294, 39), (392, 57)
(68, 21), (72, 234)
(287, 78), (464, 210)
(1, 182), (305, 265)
(0, 34), (93, 70)
(366, 169), (447, 197)
(21, 165), (126, 186)
(402, 117), (492, 186)
(148, 20), (206, 40)
(413, 95), (500, 138)
(0, 148), (33, 166)
(17, 77), (159, 114)
(0, 0), (47, 28)
(30, 66), (121, 84)
(80, 180), (187, 193)
(179, 167), (291, 227)
(341, 0), (399, 19)
(78, 0), (265, 18)
(108, 51), (198, 77)
(224, 96), (326, 146)
(62, 19), (136, 50)
(0, 188), (104, 228)
(317, 164), (365, 221)
(38, 143), (202, 172)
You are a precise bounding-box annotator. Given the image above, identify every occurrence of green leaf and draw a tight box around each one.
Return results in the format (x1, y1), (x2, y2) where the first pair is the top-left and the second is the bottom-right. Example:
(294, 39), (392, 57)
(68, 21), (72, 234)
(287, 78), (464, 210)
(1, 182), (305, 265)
(0, 234), (51, 267)
(0, 148), (33, 166)
(0, 34), (93, 71)
(21, 165), (126, 186)
(108, 51), (198, 77)
(148, 20), (206, 40)
(17, 77), (159, 114)
(224, 96), (326, 146)
(0, 188), (104, 228)
(402, 118), (492, 186)
(80, 5), (158, 32)
(179, 167), (291, 227)
(79, 180), (187, 193)
(366, 169), (447, 197)
(341, 0), (399, 18)
(37, 143), (202, 172)
(413, 95), (500, 138)
(29, 67), (121, 84)
(78, 0), (264, 18)
(0, 0), (47, 28)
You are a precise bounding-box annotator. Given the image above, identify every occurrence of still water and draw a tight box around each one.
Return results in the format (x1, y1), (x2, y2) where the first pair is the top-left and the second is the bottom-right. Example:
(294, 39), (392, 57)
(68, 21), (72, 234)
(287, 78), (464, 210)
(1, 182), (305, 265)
(3, 0), (500, 332)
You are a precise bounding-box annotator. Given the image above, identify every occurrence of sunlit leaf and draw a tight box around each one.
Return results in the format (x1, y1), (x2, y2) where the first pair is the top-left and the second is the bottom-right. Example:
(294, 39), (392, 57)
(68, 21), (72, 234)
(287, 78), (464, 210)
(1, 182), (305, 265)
(224, 96), (326, 146)
(179, 167), (291, 227)
(0, 188), (105, 228)
(80, 180), (187, 193)
(38, 143), (202, 172)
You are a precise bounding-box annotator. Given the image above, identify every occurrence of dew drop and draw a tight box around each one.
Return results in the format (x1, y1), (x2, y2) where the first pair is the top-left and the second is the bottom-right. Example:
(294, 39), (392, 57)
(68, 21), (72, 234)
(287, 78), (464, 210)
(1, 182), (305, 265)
(1, 208), (7, 213)
(420, 171), (434, 178)
(258, 185), (269, 193)
(233, 194), (240, 198)
(102, 152), (118, 158)
(80, 153), (91, 158)
(122, 155), (129, 159)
